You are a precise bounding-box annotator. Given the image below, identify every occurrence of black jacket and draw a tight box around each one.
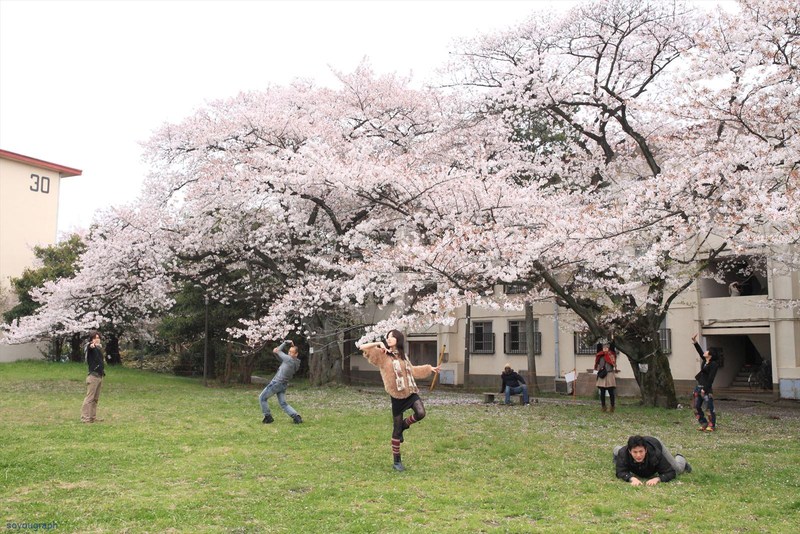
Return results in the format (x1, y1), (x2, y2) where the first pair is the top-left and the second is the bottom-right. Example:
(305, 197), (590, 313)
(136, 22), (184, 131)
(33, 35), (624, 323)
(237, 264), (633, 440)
(693, 342), (718, 394)
(86, 344), (105, 377)
(499, 371), (526, 393)
(615, 437), (676, 483)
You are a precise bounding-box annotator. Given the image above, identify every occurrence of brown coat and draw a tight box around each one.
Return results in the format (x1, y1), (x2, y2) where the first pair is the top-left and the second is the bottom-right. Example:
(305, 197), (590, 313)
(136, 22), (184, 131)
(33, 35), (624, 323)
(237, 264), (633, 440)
(361, 346), (435, 399)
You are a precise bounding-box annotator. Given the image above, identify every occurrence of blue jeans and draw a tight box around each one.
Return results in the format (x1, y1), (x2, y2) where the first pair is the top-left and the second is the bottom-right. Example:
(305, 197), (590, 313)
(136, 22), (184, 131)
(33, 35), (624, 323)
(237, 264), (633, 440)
(693, 386), (716, 427)
(259, 380), (297, 418)
(505, 384), (529, 404)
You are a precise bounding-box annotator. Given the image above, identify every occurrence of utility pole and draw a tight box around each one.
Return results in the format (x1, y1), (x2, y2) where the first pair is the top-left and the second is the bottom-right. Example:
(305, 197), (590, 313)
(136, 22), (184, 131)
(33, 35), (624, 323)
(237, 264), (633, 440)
(463, 303), (471, 386)
(203, 293), (209, 387)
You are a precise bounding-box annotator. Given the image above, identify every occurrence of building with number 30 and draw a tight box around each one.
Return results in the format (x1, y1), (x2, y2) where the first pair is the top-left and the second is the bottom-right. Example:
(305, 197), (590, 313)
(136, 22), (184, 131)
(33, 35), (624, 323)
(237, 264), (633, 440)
(0, 149), (81, 362)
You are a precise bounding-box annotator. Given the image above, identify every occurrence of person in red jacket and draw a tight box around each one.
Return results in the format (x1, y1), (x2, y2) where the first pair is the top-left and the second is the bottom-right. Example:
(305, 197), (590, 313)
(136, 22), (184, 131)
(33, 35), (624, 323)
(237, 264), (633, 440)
(594, 341), (617, 412)
(358, 329), (440, 472)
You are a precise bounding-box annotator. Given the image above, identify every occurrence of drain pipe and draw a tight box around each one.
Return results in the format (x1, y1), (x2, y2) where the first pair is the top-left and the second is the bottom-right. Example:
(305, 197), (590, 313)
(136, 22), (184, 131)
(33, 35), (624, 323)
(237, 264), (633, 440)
(553, 300), (560, 379)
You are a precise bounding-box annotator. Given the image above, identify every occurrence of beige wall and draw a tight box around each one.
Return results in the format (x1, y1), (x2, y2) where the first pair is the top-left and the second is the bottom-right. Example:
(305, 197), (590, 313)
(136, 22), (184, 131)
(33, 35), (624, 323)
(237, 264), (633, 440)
(0, 158), (62, 285)
(0, 155), (67, 362)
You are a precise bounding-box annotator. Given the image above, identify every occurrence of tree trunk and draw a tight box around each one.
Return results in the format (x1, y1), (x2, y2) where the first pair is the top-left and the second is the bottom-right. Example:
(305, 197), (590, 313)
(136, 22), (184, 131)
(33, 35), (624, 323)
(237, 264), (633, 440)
(50, 336), (63, 362)
(524, 303), (541, 395)
(306, 314), (342, 386)
(106, 334), (122, 365)
(222, 345), (233, 385)
(625, 344), (677, 408)
(69, 333), (83, 362)
(237, 350), (256, 385)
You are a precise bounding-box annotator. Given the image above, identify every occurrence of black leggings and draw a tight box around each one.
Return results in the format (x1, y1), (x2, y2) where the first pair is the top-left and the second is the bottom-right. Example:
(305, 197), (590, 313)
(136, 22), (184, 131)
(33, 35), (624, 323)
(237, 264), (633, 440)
(598, 387), (616, 407)
(392, 398), (426, 439)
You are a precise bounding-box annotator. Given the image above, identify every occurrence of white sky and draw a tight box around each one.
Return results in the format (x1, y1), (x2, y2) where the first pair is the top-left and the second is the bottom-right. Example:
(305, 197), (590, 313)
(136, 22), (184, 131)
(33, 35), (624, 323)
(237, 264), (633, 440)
(0, 0), (728, 236)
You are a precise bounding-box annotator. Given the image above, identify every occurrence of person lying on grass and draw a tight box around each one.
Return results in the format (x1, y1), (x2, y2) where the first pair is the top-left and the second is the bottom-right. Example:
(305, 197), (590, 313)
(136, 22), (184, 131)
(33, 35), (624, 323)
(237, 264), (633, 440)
(614, 435), (692, 486)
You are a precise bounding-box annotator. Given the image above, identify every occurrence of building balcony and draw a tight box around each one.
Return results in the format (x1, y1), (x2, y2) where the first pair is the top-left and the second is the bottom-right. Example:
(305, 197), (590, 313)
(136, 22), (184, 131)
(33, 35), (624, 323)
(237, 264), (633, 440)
(699, 295), (770, 331)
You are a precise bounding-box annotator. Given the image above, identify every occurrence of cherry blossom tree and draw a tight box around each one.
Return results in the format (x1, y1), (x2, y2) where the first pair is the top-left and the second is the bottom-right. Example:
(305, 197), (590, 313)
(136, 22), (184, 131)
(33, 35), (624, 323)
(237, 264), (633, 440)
(2, 235), (86, 361)
(4, 65), (456, 384)
(2, 206), (175, 364)
(6, 2), (795, 403)
(349, 0), (799, 407)
(145, 65), (460, 384)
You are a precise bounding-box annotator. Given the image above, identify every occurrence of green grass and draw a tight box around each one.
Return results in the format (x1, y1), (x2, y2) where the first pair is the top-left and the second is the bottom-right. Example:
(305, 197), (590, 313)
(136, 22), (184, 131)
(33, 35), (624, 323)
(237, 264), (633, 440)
(1, 361), (798, 533)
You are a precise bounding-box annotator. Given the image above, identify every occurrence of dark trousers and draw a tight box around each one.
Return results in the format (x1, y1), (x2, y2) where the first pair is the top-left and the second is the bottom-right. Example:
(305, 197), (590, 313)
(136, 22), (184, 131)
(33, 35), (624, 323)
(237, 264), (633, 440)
(598, 387), (616, 407)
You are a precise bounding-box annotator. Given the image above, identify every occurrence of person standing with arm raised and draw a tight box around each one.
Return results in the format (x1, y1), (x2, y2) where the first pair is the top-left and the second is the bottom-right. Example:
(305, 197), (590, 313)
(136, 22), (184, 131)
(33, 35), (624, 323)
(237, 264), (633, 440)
(258, 340), (303, 424)
(358, 329), (440, 472)
(692, 333), (720, 432)
(80, 331), (105, 423)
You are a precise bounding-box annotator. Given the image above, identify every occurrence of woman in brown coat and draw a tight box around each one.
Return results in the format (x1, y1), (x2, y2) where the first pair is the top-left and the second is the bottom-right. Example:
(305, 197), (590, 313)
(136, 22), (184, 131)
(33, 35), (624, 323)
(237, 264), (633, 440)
(359, 329), (440, 471)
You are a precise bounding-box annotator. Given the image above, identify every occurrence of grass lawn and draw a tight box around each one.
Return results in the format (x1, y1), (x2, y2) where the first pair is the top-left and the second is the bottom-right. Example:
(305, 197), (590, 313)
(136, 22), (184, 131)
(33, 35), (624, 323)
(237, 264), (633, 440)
(1, 361), (798, 533)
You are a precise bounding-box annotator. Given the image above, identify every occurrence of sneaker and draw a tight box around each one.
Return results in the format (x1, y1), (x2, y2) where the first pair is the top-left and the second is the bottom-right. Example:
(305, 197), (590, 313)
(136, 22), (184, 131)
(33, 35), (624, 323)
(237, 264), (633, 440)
(677, 454), (691, 474)
(705, 426), (715, 432)
(697, 424), (707, 431)
(392, 462), (405, 472)
(292, 414), (303, 424)
(262, 414), (274, 424)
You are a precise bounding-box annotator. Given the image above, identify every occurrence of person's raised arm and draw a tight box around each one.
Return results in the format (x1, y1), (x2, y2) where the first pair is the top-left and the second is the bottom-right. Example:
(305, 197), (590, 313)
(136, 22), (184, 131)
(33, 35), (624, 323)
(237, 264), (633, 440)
(411, 363), (440, 379)
(358, 342), (387, 367)
(273, 340), (292, 361)
(691, 333), (704, 357)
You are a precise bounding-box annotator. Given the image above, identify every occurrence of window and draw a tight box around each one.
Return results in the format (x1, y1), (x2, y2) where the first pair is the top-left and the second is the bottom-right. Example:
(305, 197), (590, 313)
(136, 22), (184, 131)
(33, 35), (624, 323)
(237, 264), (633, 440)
(470, 321), (495, 354)
(504, 320), (541, 355)
(659, 328), (672, 355)
(573, 332), (596, 355)
(408, 340), (439, 367)
(503, 283), (527, 294)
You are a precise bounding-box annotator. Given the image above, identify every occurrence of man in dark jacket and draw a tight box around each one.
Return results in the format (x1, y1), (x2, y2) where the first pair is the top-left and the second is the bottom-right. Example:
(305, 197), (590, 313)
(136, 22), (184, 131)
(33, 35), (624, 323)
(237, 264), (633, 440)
(80, 331), (106, 423)
(692, 333), (720, 431)
(614, 435), (692, 486)
(499, 364), (529, 405)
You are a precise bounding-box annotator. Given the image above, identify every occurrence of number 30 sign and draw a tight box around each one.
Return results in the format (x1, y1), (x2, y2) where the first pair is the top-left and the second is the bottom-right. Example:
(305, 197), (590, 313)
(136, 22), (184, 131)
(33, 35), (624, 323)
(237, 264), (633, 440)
(30, 174), (51, 194)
